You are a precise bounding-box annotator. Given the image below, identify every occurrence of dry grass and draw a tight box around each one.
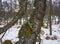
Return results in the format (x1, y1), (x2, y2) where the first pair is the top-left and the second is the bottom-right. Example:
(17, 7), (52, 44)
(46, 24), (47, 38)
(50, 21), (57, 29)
(3, 40), (12, 44)
(45, 36), (50, 40)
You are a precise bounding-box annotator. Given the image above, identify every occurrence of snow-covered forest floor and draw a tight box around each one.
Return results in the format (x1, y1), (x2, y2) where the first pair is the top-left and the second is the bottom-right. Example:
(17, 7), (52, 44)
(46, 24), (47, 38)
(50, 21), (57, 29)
(0, 23), (60, 44)
(39, 24), (60, 44)
(0, 24), (21, 44)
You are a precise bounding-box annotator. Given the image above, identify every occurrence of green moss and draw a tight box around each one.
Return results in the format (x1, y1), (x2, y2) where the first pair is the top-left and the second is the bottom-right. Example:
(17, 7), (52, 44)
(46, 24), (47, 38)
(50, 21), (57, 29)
(18, 22), (33, 38)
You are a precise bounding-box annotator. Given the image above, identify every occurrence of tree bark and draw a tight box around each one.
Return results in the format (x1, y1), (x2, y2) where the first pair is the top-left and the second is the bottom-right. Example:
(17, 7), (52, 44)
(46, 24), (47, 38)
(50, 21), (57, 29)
(18, 0), (46, 44)
(49, 0), (52, 35)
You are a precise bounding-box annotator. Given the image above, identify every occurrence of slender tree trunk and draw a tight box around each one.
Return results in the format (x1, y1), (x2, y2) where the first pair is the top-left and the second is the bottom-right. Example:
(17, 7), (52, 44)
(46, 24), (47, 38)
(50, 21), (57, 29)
(0, 0), (1, 10)
(0, 0), (2, 15)
(10, 0), (12, 12)
(0, 0), (2, 24)
(49, 0), (52, 35)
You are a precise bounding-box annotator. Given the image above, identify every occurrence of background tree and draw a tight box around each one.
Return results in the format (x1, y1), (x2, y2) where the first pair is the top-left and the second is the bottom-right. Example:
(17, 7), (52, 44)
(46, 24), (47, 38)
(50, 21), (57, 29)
(49, 0), (52, 35)
(0, 0), (2, 24)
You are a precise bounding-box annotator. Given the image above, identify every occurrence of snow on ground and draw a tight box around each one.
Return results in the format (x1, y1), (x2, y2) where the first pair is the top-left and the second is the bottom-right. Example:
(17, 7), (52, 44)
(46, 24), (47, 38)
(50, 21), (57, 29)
(41, 39), (60, 44)
(0, 24), (60, 44)
(36, 24), (60, 44)
(0, 25), (5, 28)
(0, 24), (21, 44)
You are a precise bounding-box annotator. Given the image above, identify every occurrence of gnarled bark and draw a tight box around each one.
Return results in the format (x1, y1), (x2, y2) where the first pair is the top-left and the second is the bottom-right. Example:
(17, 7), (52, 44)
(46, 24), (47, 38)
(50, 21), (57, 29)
(17, 0), (46, 44)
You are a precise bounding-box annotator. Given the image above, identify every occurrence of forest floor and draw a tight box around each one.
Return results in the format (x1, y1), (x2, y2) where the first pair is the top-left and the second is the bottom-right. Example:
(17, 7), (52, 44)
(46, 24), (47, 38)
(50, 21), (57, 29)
(38, 24), (60, 44)
(0, 23), (60, 44)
